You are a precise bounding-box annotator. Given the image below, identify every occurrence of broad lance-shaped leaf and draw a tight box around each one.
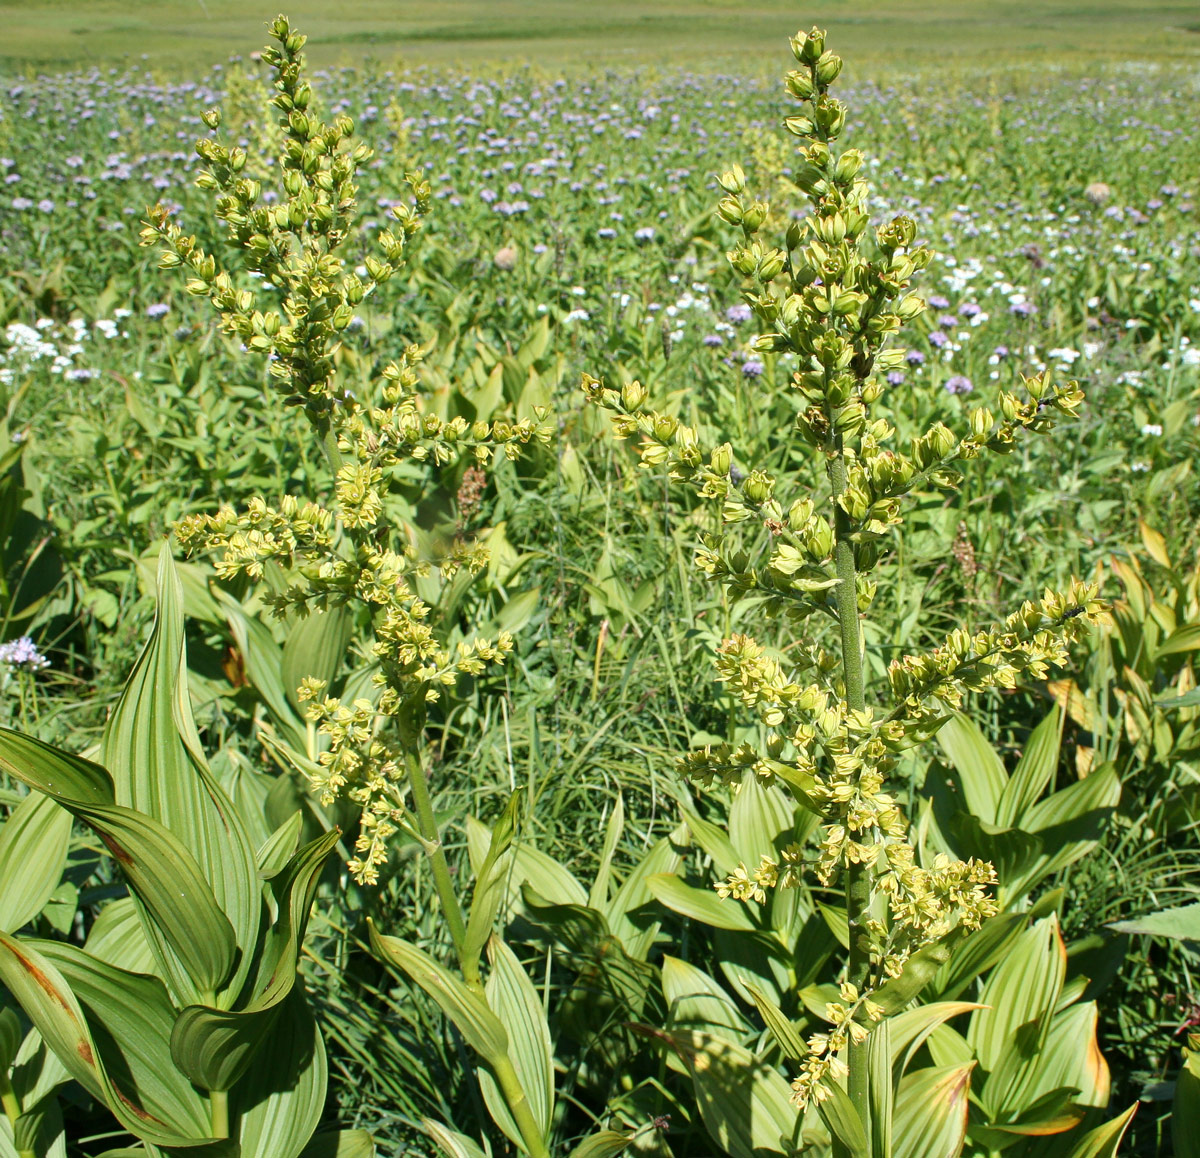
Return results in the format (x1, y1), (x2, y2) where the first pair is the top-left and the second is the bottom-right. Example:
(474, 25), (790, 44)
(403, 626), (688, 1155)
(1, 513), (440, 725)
(368, 923), (508, 1063)
(892, 1063), (974, 1158)
(103, 549), (261, 1003)
(298, 1131), (375, 1158)
(29, 939), (211, 1139)
(171, 829), (341, 1092)
(231, 987), (326, 1158)
(0, 789), (71, 934)
(0, 932), (216, 1147)
(0, 729), (236, 999)
(479, 936), (553, 1150)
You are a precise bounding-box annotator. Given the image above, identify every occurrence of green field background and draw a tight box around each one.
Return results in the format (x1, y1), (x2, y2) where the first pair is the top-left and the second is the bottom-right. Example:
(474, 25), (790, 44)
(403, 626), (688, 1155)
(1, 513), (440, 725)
(3, 0), (1199, 72)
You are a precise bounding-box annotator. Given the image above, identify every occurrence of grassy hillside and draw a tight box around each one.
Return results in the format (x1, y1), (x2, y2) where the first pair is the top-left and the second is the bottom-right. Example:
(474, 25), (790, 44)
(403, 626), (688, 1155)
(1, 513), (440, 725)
(2, 0), (1199, 72)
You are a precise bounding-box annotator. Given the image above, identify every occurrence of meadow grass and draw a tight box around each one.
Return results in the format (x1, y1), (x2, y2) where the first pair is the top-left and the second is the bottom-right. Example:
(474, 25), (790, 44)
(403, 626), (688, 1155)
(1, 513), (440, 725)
(3, 0), (1200, 72)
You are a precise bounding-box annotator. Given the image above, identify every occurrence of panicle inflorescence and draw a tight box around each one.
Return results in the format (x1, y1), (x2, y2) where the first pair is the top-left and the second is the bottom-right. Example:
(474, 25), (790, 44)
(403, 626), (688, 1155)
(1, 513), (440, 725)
(147, 16), (549, 883)
(586, 25), (1107, 1109)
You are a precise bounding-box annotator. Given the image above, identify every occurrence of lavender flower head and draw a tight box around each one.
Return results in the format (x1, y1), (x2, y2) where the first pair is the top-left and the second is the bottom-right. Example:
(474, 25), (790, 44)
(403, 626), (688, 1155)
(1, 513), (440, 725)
(0, 636), (49, 670)
(741, 358), (765, 379)
(945, 375), (974, 395)
(726, 303), (752, 324)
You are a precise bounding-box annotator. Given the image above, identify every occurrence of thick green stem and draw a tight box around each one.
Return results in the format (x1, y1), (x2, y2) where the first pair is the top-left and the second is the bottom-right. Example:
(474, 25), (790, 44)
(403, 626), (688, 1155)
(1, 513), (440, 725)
(209, 1088), (229, 1140)
(490, 1052), (551, 1158)
(1, 1071), (36, 1158)
(828, 448), (873, 1148)
(403, 748), (476, 984)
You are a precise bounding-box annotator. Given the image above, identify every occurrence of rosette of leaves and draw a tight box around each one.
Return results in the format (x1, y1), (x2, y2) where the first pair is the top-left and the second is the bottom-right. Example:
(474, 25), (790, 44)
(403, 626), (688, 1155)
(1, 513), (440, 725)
(586, 24), (1112, 1152)
(0, 551), (368, 1158)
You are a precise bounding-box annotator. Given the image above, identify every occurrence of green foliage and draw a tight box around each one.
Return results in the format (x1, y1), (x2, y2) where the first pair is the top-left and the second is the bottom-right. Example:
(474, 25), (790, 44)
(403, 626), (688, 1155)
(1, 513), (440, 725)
(0, 12), (1198, 1158)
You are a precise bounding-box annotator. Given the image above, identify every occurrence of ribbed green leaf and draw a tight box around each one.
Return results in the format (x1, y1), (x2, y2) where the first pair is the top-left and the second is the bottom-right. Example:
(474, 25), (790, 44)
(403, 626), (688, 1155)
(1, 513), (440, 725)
(936, 712), (1007, 824)
(682, 808), (740, 877)
(886, 1002), (982, 1079)
(0, 791), (71, 933)
(479, 937), (553, 1146)
(645, 873), (756, 931)
(972, 917), (1066, 1120)
(996, 704), (1063, 828)
(102, 550), (260, 1004)
(874, 930), (966, 1015)
(927, 911), (1026, 1002)
(1065, 1104), (1137, 1157)
(171, 1003), (284, 1094)
(464, 794), (521, 973)
(256, 811), (304, 879)
(0, 731), (236, 1000)
(0, 1009), (19, 1073)
(663, 956), (747, 1042)
(281, 604), (354, 716)
(816, 1079), (868, 1158)
(421, 1120), (489, 1158)
(729, 773), (792, 871)
(0, 933), (210, 1147)
(30, 939), (210, 1138)
(84, 897), (158, 975)
(298, 1130), (375, 1158)
(368, 924), (508, 1062)
(567, 1130), (632, 1158)
(868, 1019), (892, 1158)
(744, 983), (806, 1065)
(892, 1063), (973, 1158)
(233, 988), (326, 1158)
(662, 1029), (798, 1158)
(605, 824), (687, 960)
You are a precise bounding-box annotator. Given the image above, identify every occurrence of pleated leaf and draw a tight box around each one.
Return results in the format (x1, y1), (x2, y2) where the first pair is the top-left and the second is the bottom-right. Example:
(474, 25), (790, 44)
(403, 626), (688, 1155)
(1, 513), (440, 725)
(84, 897), (158, 976)
(995, 704), (1064, 828)
(368, 924), (508, 1062)
(0, 933), (211, 1147)
(281, 604), (354, 716)
(892, 1063), (974, 1158)
(232, 989), (326, 1158)
(0, 790), (71, 934)
(663, 956), (748, 1042)
(102, 549), (260, 1004)
(479, 937), (553, 1148)
(660, 1029), (797, 1158)
(422, 1120), (490, 1158)
(567, 1131), (632, 1158)
(0, 730), (236, 1000)
(1064, 1104), (1137, 1158)
(645, 873), (757, 932)
(936, 712), (1007, 824)
(30, 939), (210, 1138)
(816, 1079), (868, 1158)
(298, 1130), (375, 1158)
(171, 827), (341, 1092)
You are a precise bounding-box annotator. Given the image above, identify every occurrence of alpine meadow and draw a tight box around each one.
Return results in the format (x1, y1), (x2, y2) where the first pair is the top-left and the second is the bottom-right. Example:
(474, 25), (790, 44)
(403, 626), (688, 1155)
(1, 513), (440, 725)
(1, 7), (1200, 1158)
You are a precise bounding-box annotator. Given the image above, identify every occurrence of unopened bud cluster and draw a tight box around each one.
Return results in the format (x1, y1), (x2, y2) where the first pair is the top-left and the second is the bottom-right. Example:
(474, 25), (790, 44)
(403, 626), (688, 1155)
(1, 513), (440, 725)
(154, 17), (548, 883)
(586, 26), (1106, 1110)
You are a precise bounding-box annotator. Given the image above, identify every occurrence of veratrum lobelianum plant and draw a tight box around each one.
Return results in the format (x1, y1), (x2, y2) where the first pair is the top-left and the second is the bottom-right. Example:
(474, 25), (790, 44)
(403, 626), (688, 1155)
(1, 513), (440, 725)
(587, 24), (1114, 1152)
(140, 19), (633, 1158)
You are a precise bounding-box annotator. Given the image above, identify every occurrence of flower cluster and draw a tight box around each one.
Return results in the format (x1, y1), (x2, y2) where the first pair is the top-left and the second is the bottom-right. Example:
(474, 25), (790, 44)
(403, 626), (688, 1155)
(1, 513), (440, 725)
(156, 17), (547, 883)
(587, 26), (1105, 1109)
(0, 636), (49, 671)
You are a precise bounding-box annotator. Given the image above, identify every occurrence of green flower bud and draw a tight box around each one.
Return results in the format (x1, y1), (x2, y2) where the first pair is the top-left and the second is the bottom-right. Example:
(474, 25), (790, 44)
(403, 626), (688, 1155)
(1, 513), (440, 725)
(784, 115), (816, 138)
(813, 213), (847, 244)
(717, 165), (746, 194)
(896, 294), (925, 321)
(786, 70), (815, 100)
(653, 414), (678, 441)
(743, 470), (774, 503)
(815, 51), (843, 83)
(711, 442), (733, 476)
(621, 380), (648, 411)
(758, 248), (787, 281)
(717, 196), (745, 225)
(201, 107), (222, 130)
(969, 407), (994, 439)
(743, 200), (769, 231)
(928, 422), (956, 458)
(788, 498), (814, 529)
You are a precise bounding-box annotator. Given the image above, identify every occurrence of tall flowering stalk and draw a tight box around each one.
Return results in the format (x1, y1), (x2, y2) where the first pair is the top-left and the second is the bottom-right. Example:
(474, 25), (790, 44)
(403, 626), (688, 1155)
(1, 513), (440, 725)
(143, 17), (549, 899)
(586, 25), (1104, 1138)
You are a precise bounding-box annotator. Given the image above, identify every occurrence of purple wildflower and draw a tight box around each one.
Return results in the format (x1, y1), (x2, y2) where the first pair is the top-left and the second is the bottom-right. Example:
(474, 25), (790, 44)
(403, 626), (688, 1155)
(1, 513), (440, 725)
(741, 358), (765, 378)
(945, 375), (974, 395)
